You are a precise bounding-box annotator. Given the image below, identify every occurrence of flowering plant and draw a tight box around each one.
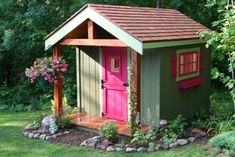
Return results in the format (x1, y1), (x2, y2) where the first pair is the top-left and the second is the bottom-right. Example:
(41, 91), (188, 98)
(25, 57), (68, 84)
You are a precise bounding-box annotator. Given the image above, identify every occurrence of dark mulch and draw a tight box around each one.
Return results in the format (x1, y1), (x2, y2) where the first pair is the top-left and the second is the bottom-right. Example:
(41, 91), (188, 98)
(50, 129), (97, 146)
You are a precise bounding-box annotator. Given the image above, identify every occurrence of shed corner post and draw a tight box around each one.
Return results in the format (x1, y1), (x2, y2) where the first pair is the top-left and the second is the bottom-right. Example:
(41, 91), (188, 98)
(130, 49), (141, 122)
(53, 46), (63, 116)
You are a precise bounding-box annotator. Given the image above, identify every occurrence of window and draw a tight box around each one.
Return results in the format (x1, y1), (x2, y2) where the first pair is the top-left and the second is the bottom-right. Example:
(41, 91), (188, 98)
(110, 56), (120, 73)
(179, 52), (198, 76)
(171, 47), (204, 89)
(174, 48), (201, 81)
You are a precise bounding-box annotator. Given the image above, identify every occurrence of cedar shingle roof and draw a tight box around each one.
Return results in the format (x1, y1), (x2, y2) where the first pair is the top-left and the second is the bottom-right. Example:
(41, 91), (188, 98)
(89, 4), (209, 42)
(45, 4), (209, 53)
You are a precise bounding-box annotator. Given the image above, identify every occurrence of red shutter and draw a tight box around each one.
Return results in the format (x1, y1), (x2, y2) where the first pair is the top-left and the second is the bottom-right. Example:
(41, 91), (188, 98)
(171, 52), (177, 79)
(200, 48), (204, 73)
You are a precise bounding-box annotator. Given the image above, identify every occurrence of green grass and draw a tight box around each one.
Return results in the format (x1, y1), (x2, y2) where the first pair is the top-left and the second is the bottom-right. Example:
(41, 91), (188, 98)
(0, 112), (216, 157)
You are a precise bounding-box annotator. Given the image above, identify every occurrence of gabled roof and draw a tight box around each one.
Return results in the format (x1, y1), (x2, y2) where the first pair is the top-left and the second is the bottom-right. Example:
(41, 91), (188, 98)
(45, 4), (209, 54)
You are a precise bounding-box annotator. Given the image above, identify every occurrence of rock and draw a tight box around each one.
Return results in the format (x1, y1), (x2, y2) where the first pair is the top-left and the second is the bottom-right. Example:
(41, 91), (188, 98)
(115, 147), (124, 152)
(33, 133), (40, 139)
(188, 137), (196, 143)
(155, 144), (163, 151)
(137, 147), (147, 152)
(106, 146), (115, 152)
(96, 139), (111, 150)
(169, 142), (178, 148)
(80, 140), (87, 147)
(126, 147), (137, 153)
(177, 139), (188, 146)
(56, 132), (64, 137)
(190, 128), (206, 138)
(88, 136), (101, 144)
(32, 130), (38, 133)
(23, 131), (30, 137)
(52, 134), (59, 139)
(64, 131), (70, 134)
(28, 133), (34, 138)
(162, 144), (169, 150)
(41, 115), (56, 133)
(147, 147), (155, 152)
(88, 142), (96, 148)
(39, 134), (46, 140)
(45, 136), (52, 141)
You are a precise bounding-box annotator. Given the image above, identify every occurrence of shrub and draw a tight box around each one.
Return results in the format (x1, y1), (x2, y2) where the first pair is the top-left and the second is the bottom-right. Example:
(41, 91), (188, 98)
(99, 121), (118, 141)
(145, 128), (157, 142)
(157, 115), (187, 143)
(207, 116), (235, 134)
(209, 131), (235, 151)
(57, 116), (72, 130)
(49, 118), (58, 134)
(131, 129), (146, 145)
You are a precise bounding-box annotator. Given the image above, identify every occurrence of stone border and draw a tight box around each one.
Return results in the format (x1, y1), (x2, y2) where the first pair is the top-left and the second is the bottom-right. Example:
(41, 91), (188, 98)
(80, 136), (196, 153)
(23, 129), (71, 141)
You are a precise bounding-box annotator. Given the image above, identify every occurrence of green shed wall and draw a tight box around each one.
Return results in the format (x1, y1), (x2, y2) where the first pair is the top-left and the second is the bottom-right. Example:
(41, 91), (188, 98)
(76, 46), (101, 116)
(140, 48), (160, 126)
(159, 44), (210, 119)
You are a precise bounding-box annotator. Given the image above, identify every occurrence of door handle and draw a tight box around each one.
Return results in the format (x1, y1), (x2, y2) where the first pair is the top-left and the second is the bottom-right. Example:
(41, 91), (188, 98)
(123, 82), (129, 87)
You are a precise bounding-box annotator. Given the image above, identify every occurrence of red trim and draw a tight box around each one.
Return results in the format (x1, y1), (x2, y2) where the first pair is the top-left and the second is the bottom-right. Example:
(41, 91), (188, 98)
(178, 51), (198, 77)
(178, 77), (204, 90)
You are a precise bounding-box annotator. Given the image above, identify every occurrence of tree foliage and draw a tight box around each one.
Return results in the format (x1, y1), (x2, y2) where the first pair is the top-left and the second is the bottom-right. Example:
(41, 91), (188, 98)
(0, 0), (227, 112)
(201, 4), (235, 112)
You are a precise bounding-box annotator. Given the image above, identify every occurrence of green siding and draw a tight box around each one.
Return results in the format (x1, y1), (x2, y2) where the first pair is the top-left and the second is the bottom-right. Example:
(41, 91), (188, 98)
(77, 47), (100, 115)
(140, 49), (160, 126)
(159, 44), (210, 119)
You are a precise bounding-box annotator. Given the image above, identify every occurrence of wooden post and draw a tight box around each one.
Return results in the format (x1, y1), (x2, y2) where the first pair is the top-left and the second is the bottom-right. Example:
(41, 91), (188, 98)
(53, 46), (63, 116)
(88, 20), (94, 39)
(131, 49), (141, 114)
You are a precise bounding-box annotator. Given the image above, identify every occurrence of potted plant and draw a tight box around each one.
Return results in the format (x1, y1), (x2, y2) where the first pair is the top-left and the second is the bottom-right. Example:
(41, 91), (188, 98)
(25, 57), (68, 87)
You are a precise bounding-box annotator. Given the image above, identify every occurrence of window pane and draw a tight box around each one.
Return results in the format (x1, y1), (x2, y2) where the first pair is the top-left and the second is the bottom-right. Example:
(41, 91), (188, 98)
(193, 53), (198, 62)
(180, 55), (184, 64)
(193, 63), (197, 72)
(180, 65), (184, 75)
(110, 57), (120, 72)
(188, 63), (193, 72)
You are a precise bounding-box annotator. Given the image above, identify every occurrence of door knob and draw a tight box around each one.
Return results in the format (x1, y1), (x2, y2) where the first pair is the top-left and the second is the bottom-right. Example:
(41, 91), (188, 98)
(123, 82), (129, 87)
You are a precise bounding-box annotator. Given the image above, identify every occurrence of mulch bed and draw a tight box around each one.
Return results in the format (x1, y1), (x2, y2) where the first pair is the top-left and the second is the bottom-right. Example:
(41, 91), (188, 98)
(50, 129), (97, 146)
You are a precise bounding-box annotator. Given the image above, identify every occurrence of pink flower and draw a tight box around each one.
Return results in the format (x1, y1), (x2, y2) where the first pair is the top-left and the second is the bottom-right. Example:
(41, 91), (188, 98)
(160, 119), (168, 126)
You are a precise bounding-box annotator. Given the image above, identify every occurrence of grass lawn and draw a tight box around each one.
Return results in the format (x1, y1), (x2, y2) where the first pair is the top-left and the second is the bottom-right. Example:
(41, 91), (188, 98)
(0, 112), (216, 157)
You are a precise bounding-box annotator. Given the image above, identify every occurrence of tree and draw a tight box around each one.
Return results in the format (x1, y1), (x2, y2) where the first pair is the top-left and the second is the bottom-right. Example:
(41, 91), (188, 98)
(200, 2), (235, 112)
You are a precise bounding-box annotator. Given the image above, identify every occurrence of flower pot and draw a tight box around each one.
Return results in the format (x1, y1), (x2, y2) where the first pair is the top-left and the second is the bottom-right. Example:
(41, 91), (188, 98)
(38, 77), (49, 88)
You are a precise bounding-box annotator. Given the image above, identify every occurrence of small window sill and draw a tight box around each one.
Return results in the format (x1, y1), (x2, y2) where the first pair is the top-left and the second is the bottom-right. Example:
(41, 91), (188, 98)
(177, 77), (204, 90)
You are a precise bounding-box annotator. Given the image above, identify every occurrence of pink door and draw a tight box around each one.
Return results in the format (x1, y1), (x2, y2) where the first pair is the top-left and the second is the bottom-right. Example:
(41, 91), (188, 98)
(102, 47), (128, 121)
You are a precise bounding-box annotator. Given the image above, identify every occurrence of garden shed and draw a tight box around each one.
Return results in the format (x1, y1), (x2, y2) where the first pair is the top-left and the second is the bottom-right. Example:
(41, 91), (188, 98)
(44, 3), (210, 128)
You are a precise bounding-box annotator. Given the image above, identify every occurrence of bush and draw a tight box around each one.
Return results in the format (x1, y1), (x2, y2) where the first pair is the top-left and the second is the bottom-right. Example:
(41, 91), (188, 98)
(99, 121), (118, 141)
(209, 131), (235, 151)
(145, 128), (157, 142)
(157, 115), (187, 143)
(207, 116), (235, 134)
(57, 116), (72, 130)
(131, 129), (146, 145)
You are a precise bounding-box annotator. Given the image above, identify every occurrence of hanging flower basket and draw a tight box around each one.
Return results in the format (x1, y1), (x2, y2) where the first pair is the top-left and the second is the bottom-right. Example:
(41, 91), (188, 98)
(38, 76), (49, 88)
(25, 57), (68, 86)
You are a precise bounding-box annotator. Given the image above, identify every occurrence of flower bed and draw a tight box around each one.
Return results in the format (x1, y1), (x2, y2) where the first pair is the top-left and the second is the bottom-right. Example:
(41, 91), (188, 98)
(23, 114), (208, 153)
